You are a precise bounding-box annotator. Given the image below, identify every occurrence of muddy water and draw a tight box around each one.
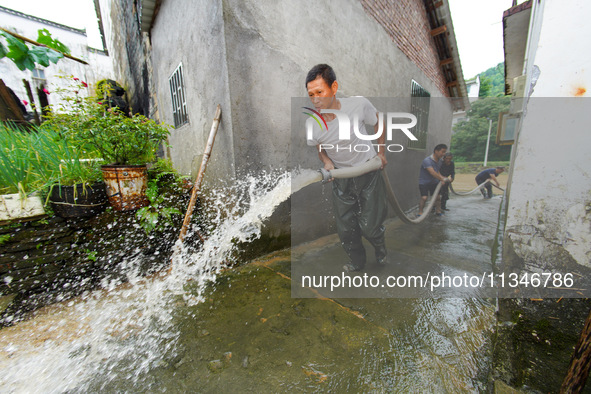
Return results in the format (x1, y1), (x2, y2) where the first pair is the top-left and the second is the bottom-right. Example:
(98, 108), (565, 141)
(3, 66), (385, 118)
(146, 194), (499, 391)
(0, 173), (502, 392)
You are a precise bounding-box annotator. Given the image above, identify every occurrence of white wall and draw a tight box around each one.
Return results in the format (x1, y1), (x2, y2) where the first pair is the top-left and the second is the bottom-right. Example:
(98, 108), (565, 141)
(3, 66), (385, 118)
(505, 0), (591, 271)
(0, 7), (114, 114)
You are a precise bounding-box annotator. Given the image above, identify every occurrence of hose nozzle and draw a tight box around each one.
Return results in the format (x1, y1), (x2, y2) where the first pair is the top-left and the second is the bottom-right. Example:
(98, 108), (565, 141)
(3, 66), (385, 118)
(318, 168), (332, 183)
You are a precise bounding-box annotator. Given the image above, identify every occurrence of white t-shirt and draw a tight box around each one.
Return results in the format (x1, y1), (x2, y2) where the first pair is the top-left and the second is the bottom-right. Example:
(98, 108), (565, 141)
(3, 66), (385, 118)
(306, 97), (378, 168)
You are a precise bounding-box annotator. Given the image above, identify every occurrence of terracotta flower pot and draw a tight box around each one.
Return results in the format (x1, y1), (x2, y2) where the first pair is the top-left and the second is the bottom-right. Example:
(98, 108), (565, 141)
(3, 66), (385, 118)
(101, 165), (149, 211)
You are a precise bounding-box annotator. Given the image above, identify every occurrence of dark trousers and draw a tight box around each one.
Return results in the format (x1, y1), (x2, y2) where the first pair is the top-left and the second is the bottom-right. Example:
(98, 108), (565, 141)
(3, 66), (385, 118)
(476, 176), (493, 198)
(441, 183), (450, 208)
(332, 170), (387, 268)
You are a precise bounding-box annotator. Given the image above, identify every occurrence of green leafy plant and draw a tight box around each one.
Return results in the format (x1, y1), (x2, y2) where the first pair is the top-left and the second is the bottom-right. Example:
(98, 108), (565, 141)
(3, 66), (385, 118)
(47, 78), (171, 166)
(0, 234), (10, 246)
(150, 157), (177, 175)
(0, 29), (67, 71)
(85, 249), (97, 262)
(83, 111), (170, 165)
(36, 29), (70, 54)
(0, 122), (37, 199)
(0, 120), (101, 202)
(136, 174), (182, 234)
(31, 125), (102, 186)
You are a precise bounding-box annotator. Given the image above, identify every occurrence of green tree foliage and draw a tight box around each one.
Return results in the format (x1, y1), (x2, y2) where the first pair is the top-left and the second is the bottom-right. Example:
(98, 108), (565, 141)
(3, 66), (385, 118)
(0, 29), (68, 71)
(451, 96), (512, 162)
(477, 62), (505, 97)
(36, 29), (71, 55)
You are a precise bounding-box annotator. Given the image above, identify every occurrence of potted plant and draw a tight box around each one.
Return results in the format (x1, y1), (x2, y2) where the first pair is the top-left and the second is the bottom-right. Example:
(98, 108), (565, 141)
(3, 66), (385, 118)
(31, 126), (107, 218)
(78, 106), (170, 212)
(48, 79), (171, 212)
(0, 122), (46, 223)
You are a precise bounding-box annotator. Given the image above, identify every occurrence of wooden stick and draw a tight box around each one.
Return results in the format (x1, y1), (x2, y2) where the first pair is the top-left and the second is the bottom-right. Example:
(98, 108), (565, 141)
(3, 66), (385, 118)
(178, 104), (222, 243)
(166, 105), (221, 274)
(0, 27), (89, 65)
(23, 79), (40, 125)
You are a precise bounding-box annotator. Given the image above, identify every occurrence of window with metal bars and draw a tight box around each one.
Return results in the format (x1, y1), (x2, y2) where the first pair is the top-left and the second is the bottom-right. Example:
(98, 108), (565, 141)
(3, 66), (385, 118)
(408, 80), (430, 150)
(169, 64), (188, 128)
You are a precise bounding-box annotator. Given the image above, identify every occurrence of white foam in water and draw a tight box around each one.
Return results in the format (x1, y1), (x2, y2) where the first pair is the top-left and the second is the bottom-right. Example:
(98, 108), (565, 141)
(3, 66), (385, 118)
(0, 169), (319, 392)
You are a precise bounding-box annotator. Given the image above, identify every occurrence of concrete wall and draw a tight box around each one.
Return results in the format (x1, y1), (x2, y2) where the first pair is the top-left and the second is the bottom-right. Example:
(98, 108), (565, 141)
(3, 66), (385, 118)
(150, 0), (235, 182)
(0, 7), (114, 113)
(110, 0), (456, 244)
(504, 0), (591, 273)
(105, 1), (153, 116)
(222, 0), (453, 243)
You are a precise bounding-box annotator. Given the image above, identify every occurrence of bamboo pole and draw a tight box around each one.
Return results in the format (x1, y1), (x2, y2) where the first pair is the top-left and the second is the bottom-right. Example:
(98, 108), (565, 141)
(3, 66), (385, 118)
(177, 104), (222, 244)
(166, 105), (221, 274)
(0, 28), (89, 65)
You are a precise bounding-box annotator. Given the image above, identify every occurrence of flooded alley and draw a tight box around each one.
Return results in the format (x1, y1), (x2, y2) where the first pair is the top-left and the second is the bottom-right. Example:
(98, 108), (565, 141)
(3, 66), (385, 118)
(149, 191), (502, 391)
(1, 0), (590, 392)
(0, 182), (502, 392)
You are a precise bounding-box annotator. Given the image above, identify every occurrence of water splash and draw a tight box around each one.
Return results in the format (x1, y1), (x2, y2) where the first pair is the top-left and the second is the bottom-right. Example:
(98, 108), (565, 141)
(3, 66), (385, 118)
(290, 168), (321, 194)
(0, 169), (318, 392)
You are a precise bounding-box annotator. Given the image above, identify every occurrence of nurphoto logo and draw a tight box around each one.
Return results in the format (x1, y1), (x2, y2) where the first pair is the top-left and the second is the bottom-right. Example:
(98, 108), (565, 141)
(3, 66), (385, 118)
(304, 108), (419, 153)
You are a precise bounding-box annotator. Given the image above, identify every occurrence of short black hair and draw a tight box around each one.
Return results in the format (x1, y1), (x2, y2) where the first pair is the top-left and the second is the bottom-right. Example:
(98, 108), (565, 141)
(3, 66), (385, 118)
(444, 152), (453, 157)
(305, 64), (337, 87)
(434, 144), (448, 153)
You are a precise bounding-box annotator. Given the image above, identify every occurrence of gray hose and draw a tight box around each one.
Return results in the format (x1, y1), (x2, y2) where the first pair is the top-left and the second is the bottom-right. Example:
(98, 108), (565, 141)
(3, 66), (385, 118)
(381, 170), (444, 224)
(324, 156), (383, 181)
(450, 180), (505, 196)
(450, 180), (491, 196)
(317, 156), (444, 224)
(315, 156), (504, 225)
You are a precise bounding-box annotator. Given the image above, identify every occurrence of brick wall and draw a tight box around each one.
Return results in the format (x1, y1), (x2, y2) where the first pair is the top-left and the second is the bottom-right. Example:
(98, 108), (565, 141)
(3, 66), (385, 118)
(359, 0), (448, 96)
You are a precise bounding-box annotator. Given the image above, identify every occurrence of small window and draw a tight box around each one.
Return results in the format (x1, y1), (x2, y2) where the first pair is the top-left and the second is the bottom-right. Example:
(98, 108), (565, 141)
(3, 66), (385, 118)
(408, 80), (430, 150)
(31, 68), (46, 81)
(169, 63), (188, 128)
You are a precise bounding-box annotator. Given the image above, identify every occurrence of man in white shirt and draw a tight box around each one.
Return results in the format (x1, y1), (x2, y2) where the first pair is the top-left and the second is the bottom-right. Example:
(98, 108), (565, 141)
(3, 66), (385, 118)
(305, 64), (388, 272)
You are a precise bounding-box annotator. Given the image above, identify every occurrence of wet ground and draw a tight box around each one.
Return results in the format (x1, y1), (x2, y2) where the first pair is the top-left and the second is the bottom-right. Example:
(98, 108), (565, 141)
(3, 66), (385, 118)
(0, 189), (504, 392)
(148, 192), (503, 392)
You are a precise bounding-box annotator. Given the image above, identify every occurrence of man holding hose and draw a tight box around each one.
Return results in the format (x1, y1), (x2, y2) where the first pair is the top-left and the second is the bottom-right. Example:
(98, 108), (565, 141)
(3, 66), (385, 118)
(417, 144), (450, 217)
(475, 167), (505, 199)
(305, 64), (388, 272)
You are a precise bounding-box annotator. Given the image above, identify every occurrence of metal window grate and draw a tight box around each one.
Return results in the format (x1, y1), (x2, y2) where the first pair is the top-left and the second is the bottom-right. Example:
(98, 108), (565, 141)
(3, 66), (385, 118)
(169, 63), (188, 128)
(408, 80), (430, 150)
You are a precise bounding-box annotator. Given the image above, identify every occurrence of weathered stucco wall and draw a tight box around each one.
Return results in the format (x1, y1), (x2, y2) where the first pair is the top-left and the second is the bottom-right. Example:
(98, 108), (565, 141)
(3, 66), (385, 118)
(504, 99), (591, 273)
(106, 1), (153, 116)
(504, 0), (591, 274)
(150, 0), (235, 182)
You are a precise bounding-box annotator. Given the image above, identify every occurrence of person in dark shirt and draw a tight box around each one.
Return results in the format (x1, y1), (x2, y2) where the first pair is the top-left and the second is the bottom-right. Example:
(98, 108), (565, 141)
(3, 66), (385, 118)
(418, 144), (449, 216)
(475, 167), (504, 198)
(440, 152), (455, 210)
